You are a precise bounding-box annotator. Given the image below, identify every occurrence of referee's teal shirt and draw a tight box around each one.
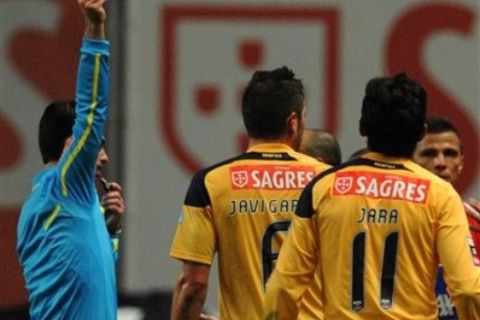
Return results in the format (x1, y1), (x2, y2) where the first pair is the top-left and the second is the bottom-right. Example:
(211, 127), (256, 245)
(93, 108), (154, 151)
(17, 38), (117, 320)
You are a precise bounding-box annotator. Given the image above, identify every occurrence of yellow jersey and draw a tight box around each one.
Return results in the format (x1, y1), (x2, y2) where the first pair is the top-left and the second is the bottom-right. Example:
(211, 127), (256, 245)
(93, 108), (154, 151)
(170, 143), (329, 319)
(264, 152), (480, 320)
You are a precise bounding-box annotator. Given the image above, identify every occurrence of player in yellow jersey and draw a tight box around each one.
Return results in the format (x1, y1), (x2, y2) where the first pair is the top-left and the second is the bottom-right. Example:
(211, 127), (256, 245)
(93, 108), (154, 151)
(297, 128), (342, 319)
(169, 67), (330, 320)
(264, 73), (480, 320)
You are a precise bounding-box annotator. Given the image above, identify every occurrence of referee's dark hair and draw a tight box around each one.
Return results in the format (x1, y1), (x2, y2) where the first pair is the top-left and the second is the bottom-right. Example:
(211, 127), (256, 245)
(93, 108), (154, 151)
(359, 73), (427, 157)
(242, 66), (304, 140)
(39, 101), (76, 164)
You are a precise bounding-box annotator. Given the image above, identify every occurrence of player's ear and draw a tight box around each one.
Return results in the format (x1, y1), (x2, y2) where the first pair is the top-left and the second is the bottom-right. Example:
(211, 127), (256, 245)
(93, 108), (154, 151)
(417, 123), (427, 141)
(286, 111), (299, 138)
(62, 135), (74, 155)
(458, 153), (464, 173)
(359, 120), (367, 137)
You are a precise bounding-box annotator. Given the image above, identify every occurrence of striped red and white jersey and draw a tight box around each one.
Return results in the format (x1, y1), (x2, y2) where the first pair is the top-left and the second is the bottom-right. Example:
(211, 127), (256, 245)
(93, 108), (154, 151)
(465, 201), (480, 260)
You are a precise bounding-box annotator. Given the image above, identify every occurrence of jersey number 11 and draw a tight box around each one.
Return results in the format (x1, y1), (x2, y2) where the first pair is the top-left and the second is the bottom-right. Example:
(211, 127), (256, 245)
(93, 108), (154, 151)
(352, 232), (399, 311)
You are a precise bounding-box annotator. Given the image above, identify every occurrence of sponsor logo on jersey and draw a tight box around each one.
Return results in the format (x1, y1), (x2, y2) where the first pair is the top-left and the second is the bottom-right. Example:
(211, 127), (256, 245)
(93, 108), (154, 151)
(333, 171), (430, 203)
(467, 236), (480, 266)
(436, 267), (457, 319)
(230, 165), (316, 190)
(335, 177), (353, 194)
(437, 293), (457, 318)
(231, 171), (248, 188)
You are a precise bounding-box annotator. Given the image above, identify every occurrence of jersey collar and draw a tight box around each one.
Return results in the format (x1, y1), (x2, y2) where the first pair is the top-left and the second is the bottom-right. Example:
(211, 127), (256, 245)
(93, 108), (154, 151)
(362, 151), (412, 165)
(246, 143), (295, 154)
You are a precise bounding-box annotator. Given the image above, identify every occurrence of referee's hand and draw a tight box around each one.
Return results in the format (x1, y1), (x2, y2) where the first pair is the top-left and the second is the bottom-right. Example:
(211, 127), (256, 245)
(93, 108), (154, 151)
(78, 0), (107, 39)
(101, 181), (125, 235)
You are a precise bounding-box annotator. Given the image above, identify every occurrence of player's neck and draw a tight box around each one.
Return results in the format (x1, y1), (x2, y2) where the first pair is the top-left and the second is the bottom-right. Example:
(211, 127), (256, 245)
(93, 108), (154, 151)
(248, 137), (295, 149)
(45, 161), (59, 168)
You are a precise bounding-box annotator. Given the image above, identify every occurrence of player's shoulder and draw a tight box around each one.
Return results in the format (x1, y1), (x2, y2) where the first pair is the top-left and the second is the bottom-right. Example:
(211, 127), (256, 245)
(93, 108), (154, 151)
(191, 154), (248, 181)
(18, 172), (60, 232)
(308, 157), (366, 186)
(185, 153), (262, 206)
(290, 150), (318, 163)
(290, 151), (332, 171)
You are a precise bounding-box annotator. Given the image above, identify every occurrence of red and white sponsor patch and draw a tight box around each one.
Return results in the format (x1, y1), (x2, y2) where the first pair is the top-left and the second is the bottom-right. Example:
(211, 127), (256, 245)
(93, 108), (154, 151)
(334, 177), (353, 194)
(230, 165), (316, 190)
(231, 170), (248, 188)
(333, 171), (430, 203)
(467, 236), (480, 266)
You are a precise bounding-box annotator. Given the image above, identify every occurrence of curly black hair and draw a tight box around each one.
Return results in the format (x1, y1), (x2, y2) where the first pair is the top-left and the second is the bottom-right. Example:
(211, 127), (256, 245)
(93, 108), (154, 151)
(360, 73), (427, 157)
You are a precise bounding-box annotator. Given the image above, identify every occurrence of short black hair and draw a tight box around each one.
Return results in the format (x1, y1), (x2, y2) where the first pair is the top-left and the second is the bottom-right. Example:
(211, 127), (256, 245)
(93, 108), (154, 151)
(425, 115), (462, 151)
(242, 66), (304, 139)
(360, 73), (427, 157)
(425, 115), (460, 136)
(39, 101), (76, 164)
